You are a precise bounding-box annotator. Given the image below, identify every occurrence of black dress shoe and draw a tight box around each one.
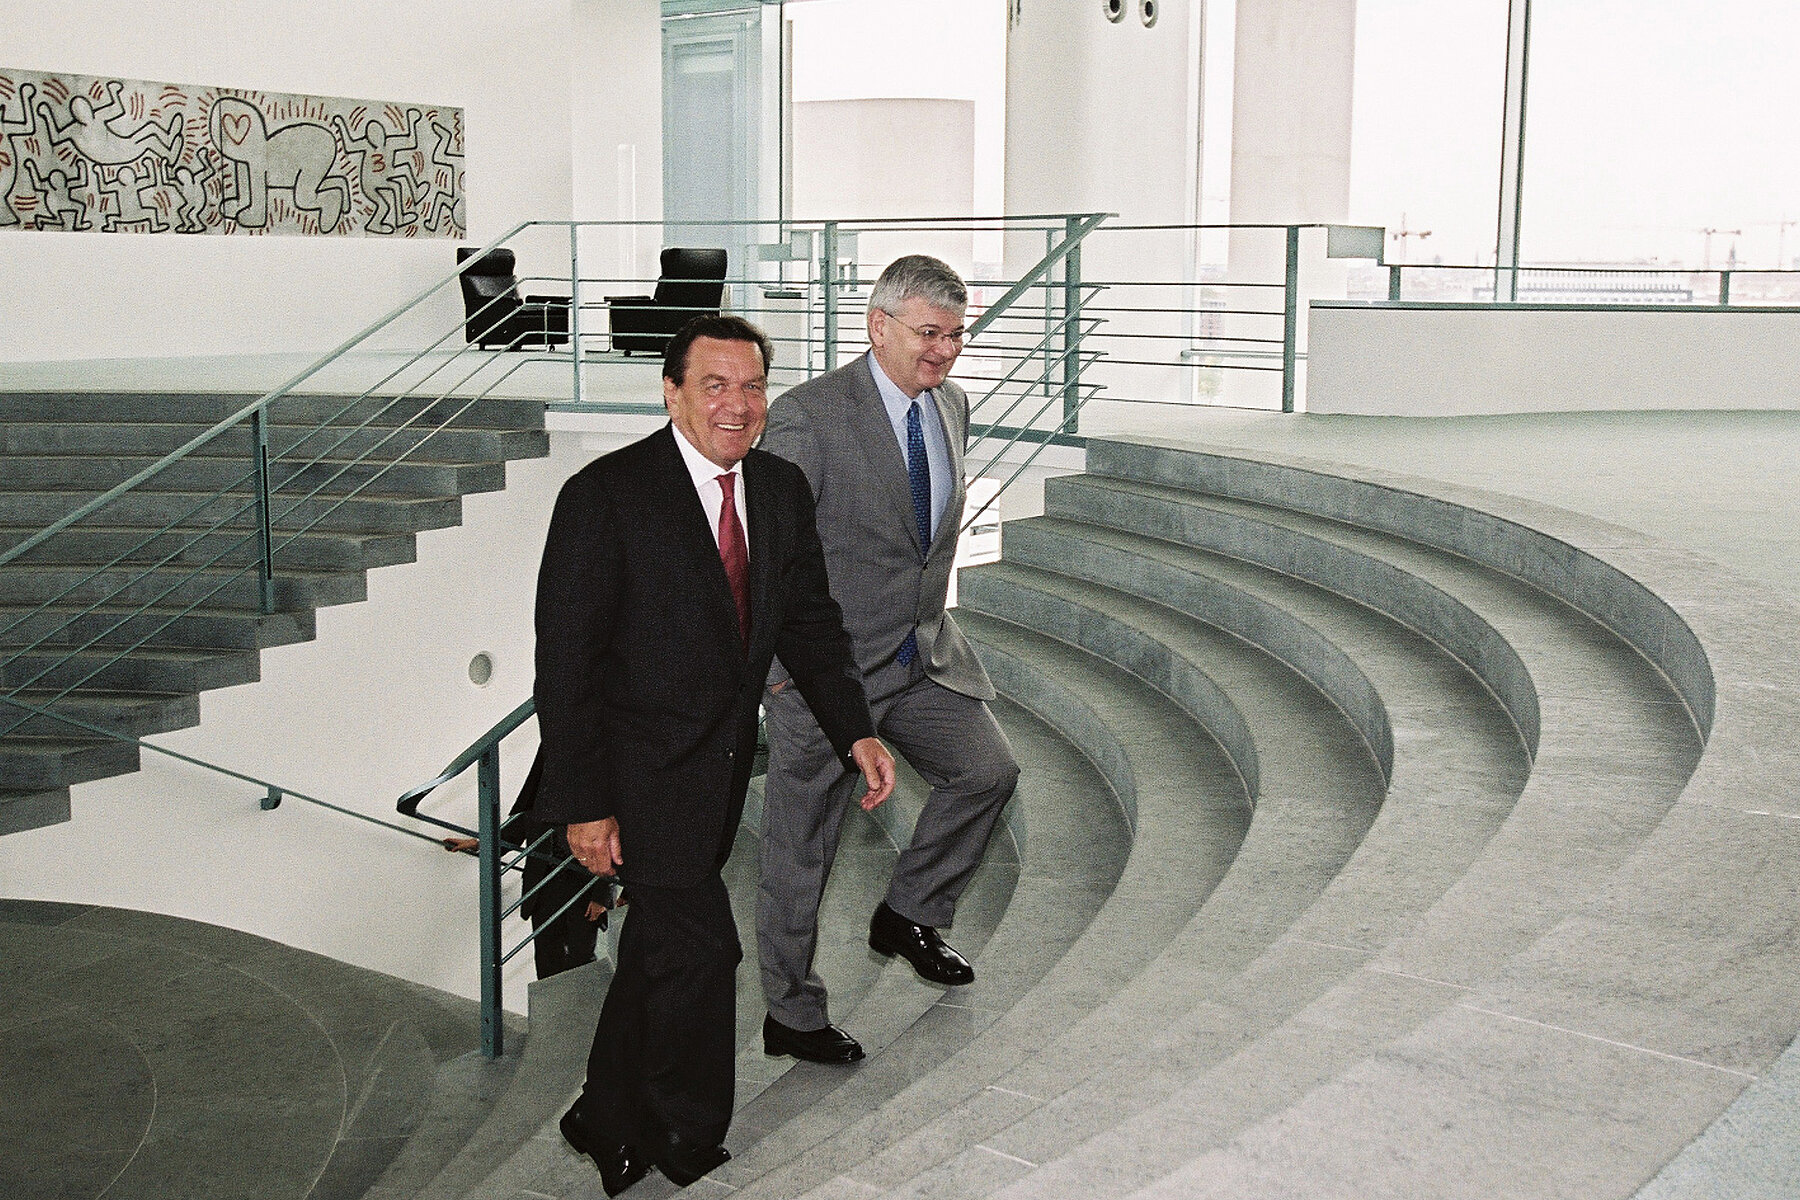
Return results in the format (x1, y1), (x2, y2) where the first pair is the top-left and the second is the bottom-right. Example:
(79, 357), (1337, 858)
(559, 1104), (650, 1197)
(763, 1013), (865, 1063)
(869, 901), (974, 986)
(649, 1129), (731, 1187)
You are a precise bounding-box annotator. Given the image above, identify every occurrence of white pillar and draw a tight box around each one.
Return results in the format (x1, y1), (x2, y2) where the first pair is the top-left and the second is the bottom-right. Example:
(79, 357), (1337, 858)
(1227, 0), (1357, 408)
(1003, 0), (1204, 409)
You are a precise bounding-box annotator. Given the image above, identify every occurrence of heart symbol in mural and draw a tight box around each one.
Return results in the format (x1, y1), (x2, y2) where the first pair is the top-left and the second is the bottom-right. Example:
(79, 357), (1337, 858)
(222, 113), (252, 146)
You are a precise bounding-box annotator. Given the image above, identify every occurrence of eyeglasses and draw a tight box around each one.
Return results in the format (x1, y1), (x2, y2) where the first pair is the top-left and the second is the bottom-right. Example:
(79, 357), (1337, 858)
(881, 312), (967, 347)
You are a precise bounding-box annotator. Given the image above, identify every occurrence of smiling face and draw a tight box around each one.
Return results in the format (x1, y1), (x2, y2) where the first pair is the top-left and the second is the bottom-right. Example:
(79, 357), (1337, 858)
(663, 336), (769, 469)
(868, 296), (967, 398)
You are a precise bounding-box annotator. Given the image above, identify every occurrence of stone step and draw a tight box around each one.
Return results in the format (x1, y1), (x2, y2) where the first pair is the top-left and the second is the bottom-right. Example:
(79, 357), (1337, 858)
(0, 688), (199, 740)
(760, 556), (1399, 1200)
(0, 734), (140, 789)
(917, 457), (1712, 1199)
(4, 490), (465, 536)
(2, 453), (509, 499)
(852, 521), (1535, 1200)
(718, 697), (1116, 1175)
(0, 523), (418, 574)
(0, 785), (70, 834)
(1, 643), (262, 695)
(0, 420), (548, 463)
(0, 391), (548, 431)
(0, 561), (367, 612)
(715, 612), (1249, 1199)
(0, 605), (315, 654)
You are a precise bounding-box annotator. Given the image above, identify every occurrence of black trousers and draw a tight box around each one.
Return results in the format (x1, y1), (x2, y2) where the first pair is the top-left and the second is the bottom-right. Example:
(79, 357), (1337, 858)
(584, 873), (742, 1146)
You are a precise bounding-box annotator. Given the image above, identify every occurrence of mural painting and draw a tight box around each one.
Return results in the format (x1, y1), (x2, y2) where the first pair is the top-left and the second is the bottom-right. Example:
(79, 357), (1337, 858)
(0, 68), (465, 237)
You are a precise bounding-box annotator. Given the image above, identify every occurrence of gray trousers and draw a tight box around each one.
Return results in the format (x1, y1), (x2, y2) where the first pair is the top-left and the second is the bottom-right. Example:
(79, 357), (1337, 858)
(758, 655), (1019, 1031)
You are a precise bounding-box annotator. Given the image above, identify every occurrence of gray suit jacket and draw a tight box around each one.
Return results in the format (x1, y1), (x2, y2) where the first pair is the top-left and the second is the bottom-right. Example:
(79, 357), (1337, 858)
(762, 353), (995, 701)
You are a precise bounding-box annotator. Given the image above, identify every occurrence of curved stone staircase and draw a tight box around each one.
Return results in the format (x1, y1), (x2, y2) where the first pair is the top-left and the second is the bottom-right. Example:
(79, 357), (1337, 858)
(12, 426), (1800, 1200)
(383, 432), (1800, 1200)
(0, 391), (550, 833)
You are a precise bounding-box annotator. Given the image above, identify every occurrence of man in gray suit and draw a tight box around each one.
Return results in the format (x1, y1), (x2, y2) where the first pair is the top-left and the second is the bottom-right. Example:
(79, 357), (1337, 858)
(757, 254), (1020, 1065)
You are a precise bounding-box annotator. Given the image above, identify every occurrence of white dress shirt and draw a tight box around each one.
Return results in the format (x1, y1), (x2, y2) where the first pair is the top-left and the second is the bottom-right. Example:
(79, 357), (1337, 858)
(670, 422), (747, 549)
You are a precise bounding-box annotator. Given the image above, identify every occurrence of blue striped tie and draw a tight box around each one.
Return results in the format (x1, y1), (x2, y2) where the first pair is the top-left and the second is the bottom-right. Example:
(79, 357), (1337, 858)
(897, 399), (930, 666)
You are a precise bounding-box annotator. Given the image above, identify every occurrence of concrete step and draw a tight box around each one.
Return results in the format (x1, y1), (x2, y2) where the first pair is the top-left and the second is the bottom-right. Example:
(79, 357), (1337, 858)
(0, 785), (70, 834)
(0, 734), (139, 789)
(855, 525), (1535, 1200)
(761, 558), (1400, 1200)
(0, 523), (418, 573)
(2, 453), (509, 499)
(4, 490), (465, 536)
(0, 688), (200, 740)
(717, 697), (1118, 1182)
(919, 452), (1713, 1199)
(0, 391), (548, 431)
(1, 643), (261, 694)
(0, 561), (367, 612)
(0, 421), (548, 463)
(0, 605), (315, 653)
(715, 613), (1249, 1199)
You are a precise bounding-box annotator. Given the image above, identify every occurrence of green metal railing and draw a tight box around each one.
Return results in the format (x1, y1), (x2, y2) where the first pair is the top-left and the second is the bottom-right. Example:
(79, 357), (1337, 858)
(1375, 261), (1800, 307)
(2, 212), (1376, 1051)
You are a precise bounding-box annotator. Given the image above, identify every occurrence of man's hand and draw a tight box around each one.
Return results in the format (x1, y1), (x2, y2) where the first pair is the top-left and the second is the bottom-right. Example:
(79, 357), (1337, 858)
(852, 737), (897, 811)
(567, 817), (623, 874)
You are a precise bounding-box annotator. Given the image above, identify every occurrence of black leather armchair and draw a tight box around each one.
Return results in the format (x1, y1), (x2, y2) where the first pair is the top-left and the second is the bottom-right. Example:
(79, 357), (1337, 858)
(607, 247), (729, 355)
(457, 247), (571, 350)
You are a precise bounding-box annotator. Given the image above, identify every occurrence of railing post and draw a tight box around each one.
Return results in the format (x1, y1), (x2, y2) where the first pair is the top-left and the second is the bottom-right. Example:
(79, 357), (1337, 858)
(1388, 264), (1403, 302)
(569, 224), (585, 406)
(821, 222), (840, 372)
(1719, 270), (1731, 306)
(1061, 214), (1083, 434)
(477, 743), (504, 1059)
(1043, 226), (1056, 409)
(1282, 225), (1301, 414)
(250, 406), (275, 614)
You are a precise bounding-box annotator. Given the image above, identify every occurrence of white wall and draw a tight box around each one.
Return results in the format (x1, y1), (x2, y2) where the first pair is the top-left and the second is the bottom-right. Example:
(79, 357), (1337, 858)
(0, 0), (577, 362)
(0, 419), (659, 1007)
(1308, 303), (1800, 415)
(570, 0), (663, 289)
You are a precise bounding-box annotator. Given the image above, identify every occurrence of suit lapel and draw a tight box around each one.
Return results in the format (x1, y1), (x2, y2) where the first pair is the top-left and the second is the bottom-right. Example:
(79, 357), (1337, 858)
(743, 452), (778, 661)
(926, 381), (966, 564)
(847, 357), (925, 558)
(651, 425), (745, 660)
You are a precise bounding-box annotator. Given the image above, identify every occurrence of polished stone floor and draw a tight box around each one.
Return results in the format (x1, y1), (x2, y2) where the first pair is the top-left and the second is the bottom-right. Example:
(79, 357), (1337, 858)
(0, 901), (489, 1200)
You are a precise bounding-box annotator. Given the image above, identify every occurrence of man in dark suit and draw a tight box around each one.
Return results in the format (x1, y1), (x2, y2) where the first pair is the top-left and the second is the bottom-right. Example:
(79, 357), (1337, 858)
(756, 255), (1020, 1066)
(532, 315), (896, 1196)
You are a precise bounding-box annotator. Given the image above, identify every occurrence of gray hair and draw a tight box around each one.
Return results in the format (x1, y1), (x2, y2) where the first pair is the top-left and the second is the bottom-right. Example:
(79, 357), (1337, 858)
(868, 254), (967, 316)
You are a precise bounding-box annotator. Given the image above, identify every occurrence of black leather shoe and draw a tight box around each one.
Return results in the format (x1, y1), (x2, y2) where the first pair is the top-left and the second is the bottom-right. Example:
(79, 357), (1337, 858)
(763, 1013), (865, 1064)
(559, 1104), (650, 1197)
(649, 1129), (731, 1187)
(869, 901), (974, 986)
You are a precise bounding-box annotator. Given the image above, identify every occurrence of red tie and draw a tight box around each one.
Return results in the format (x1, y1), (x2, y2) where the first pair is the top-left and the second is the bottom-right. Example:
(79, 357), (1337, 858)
(717, 472), (750, 646)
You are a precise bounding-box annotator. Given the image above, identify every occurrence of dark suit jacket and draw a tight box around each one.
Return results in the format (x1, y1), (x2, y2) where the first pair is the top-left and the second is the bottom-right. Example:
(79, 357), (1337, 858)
(531, 424), (875, 889)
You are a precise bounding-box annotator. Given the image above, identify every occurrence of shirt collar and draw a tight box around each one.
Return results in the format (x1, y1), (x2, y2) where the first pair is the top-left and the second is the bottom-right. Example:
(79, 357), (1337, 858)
(670, 421), (739, 491)
(867, 350), (930, 424)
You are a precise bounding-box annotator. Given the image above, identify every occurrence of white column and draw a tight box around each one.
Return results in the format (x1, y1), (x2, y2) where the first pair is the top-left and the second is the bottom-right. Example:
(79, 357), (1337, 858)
(1227, 0), (1357, 408)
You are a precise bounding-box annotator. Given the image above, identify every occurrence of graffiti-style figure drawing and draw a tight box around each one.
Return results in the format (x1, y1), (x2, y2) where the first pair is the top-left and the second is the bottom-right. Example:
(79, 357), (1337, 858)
(1, 82), (41, 227)
(39, 80), (183, 170)
(1, 69), (461, 238)
(22, 159), (91, 230)
(423, 115), (465, 235)
(211, 97), (349, 232)
(102, 163), (167, 232)
(333, 111), (420, 235)
(171, 147), (219, 233)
